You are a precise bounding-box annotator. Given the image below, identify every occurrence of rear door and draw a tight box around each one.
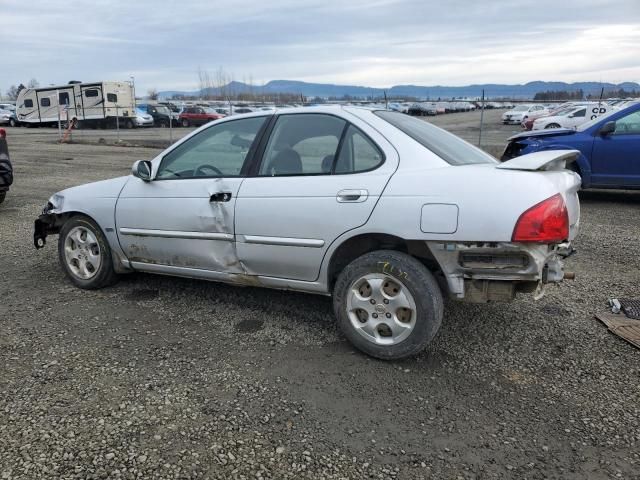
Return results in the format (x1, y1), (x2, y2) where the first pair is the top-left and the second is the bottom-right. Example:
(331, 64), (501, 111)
(591, 108), (640, 187)
(234, 112), (398, 281)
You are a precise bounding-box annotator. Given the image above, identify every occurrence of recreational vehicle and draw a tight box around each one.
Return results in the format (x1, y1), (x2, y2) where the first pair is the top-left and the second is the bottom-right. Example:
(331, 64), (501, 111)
(16, 81), (136, 128)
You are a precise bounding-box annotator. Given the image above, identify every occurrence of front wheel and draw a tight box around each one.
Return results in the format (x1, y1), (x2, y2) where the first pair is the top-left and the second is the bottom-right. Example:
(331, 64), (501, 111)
(181, 119), (190, 128)
(333, 250), (443, 360)
(545, 123), (561, 129)
(58, 215), (119, 289)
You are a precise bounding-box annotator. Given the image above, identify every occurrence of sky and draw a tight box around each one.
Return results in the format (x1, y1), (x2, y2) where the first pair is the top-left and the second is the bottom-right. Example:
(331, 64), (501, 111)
(1, 0), (639, 95)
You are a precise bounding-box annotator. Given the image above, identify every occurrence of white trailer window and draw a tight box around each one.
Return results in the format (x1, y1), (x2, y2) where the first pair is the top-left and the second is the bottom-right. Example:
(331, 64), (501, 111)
(41, 98), (50, 107)
(107, 93), (117, 103)
(85, 89), (99, 97)
(24, 99), (33, 108)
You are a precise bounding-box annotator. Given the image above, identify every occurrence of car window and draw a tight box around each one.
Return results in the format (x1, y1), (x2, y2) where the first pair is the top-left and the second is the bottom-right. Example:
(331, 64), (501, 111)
(259, 114), (346, 176)
(157, 117), (267, 179)
(107, 93), (117, 103)
(613, 110), (640, 135)
(374, 111), (497, 165)
(334, 125), (384, 173)
(573, 108), (586, 118)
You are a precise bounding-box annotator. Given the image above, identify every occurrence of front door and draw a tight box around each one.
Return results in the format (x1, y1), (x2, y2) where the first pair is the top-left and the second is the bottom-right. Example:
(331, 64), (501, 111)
(235, 112), (398, 282)
(116, 115), (269, 272)
(591, 109), (640, 187)
(57, 88), (76, 124)
(80, 85), (104, 120)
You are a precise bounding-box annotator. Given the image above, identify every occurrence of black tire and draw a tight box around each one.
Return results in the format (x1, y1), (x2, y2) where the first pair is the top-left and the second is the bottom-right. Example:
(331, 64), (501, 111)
(125, 119), (134, 129)
(181, 119), (190, 128)
(333, 250), (443, 360)
(58, 215), (119, 289)
(545, 123), (561, 129)
(0, 192), (5, 204)
(8, 118), (17, 127)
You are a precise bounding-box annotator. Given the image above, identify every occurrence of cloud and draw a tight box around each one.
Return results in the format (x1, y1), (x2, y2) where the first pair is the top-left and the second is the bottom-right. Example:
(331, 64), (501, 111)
(1, 0), (638, 94)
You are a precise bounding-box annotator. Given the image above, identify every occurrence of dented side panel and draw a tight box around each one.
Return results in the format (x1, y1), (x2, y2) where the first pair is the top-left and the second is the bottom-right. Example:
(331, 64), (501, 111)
(115, 176), (244, 273)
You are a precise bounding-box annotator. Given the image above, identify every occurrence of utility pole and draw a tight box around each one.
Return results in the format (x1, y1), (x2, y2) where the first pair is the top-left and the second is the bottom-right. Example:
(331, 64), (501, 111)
(478, 89), (485, 147)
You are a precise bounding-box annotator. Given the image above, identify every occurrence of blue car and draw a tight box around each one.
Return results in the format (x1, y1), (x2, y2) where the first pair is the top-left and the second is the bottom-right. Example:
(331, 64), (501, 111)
(502, 102), (640, 189)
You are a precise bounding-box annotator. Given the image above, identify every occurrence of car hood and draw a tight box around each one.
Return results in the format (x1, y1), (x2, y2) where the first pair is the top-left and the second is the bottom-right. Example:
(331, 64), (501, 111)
(50, 176), (130, 210)
(508, 128), (576, 141)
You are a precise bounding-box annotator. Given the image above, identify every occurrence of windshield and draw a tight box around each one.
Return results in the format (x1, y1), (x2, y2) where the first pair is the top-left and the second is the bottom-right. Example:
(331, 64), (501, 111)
(513, 105), (530, 111)
(576, 108), (618, 131)
(375, 111), (497, 166)
(155, 106), (170, 114)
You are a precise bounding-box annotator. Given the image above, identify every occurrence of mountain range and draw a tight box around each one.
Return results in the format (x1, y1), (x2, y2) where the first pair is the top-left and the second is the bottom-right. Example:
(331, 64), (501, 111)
(158, 80), (640, 100)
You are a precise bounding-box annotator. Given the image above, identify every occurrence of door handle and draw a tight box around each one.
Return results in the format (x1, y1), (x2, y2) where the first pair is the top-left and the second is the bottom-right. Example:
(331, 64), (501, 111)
(210, 192), (232, 202)
(336, 189), (368, 203)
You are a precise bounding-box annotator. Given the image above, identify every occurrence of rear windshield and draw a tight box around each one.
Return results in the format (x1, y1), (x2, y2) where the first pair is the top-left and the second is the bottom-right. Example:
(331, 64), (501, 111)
(374, 111), (497, 165)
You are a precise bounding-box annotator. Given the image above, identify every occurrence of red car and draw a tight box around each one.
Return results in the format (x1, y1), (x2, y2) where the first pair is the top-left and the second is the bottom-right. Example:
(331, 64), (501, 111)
(178, 107), (224, 127)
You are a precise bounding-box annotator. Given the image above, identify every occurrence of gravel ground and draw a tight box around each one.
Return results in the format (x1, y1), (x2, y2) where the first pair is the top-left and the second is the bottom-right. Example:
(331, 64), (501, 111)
(1, 110), (639, 479)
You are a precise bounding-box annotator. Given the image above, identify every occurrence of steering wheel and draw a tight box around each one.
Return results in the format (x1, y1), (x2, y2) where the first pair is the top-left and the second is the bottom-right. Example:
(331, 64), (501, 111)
(193, 164), (223, 177)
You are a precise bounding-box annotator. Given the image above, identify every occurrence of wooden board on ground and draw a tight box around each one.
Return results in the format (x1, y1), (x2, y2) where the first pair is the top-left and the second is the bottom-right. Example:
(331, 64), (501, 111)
(595, 312), (640, 350)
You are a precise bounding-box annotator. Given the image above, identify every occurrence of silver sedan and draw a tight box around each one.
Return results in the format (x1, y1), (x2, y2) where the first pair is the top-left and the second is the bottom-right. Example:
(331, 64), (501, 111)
(34, 106), (581, 359)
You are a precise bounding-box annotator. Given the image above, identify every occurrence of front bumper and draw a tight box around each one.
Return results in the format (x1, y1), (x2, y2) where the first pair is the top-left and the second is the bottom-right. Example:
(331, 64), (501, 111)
(34, 211), (58, 249)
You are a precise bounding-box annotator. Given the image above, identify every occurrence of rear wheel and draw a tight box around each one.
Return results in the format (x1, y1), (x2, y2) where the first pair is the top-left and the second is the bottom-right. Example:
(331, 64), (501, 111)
(545, 123), (561, 129)
(8, 118), (17, 127)
(181, 118), (190, 128)
(58, 215), (118, 289)
(125, 119), (134, 129)
(333, 250), (443, 360)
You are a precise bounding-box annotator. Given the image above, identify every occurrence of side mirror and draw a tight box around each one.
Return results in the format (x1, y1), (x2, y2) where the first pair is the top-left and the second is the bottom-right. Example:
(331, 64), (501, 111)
(599, 121), (616, 136)
(132, 160), (152, 182)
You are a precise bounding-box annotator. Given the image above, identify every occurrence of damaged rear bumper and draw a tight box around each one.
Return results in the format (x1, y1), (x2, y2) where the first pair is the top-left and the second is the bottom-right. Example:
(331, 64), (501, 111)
(427, 241), (575, 303)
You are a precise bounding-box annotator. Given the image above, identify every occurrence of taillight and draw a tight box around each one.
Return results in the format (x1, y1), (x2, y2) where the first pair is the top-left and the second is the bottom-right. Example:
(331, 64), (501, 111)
(512, 193), (569, 243)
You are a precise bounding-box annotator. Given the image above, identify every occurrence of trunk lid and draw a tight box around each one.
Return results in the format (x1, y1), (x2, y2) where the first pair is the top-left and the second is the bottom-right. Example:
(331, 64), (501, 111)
(508, 128), (575, 141)
(497, 149), (579, 172)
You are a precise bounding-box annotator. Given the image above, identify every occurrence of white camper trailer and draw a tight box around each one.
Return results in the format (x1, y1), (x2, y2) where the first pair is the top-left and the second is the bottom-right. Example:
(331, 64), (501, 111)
(16, 81), (136, 128)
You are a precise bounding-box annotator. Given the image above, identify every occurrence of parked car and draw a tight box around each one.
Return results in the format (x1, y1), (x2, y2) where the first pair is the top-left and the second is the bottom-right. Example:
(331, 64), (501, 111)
(502, 102), (640, 189)
(408, 103), (437, 116)
(137, 104), (176, 127)
(134, 108), (154, 127)
(502, 104), (547, 124)
(179, 106), (223, 127)
(0, 109), (12, 126)
(33, 106), (580, 360)
(0, 128), (13, 204)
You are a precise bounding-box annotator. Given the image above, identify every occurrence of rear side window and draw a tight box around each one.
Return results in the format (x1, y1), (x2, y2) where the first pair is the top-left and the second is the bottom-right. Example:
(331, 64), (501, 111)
(374, 111), (497, 165)
(24, 99), (33, 108)
(40, 97), (50, 107)
(107, 93), (117, 103)
(335, 125), (384, 173)
(84, 89), (99, 97)
(573, 108), (586, 118)
(259, 114), (346, 176)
